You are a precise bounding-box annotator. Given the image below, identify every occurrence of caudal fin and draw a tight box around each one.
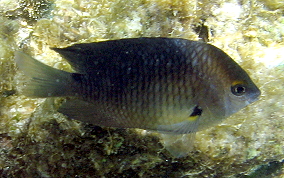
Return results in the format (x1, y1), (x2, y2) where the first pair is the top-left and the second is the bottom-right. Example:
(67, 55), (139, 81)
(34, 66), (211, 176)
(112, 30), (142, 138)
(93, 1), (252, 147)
(15, 51), (73, 97)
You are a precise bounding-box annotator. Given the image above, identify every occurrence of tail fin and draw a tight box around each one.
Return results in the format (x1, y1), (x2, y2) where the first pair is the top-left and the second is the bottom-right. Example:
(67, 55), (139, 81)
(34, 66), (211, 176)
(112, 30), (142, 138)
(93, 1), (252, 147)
(15, 51), (73, 97)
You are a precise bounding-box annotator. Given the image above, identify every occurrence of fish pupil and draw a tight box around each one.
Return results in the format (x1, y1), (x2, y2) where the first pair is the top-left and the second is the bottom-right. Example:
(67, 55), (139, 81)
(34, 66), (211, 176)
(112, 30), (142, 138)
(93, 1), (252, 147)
(190, 106), (203, 117)
(231, 84), (246, 96)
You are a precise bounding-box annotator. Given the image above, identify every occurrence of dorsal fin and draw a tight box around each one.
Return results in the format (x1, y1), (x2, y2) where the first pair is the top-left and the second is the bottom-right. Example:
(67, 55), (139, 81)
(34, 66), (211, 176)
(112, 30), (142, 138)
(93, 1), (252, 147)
(51, 38), (188, 73)
(51, 44), (96, 73)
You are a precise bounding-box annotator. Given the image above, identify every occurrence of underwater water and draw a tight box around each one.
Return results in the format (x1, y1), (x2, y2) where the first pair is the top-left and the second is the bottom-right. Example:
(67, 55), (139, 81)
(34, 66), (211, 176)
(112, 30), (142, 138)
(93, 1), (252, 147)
(0, 0), (283, 177)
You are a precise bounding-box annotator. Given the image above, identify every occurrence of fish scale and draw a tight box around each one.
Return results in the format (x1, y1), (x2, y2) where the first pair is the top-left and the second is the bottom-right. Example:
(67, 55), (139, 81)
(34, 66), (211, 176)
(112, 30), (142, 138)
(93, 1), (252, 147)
(15, 37), (260, 147)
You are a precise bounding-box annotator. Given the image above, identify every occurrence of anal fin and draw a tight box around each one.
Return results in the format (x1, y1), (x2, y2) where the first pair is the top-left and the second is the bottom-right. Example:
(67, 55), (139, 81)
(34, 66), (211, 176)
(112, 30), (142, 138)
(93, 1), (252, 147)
(58, 99), (121, 128)
(58, 99), (102, 124)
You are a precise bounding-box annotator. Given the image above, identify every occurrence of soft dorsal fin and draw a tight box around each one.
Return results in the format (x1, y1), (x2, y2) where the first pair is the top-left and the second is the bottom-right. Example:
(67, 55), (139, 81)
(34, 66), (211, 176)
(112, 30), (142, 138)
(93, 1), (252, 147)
(51, 44), (97, 73)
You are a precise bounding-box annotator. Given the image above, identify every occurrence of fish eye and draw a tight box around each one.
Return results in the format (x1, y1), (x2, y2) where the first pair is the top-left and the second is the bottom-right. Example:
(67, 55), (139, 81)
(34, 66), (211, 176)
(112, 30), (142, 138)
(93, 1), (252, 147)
(231, 84), (246, 96)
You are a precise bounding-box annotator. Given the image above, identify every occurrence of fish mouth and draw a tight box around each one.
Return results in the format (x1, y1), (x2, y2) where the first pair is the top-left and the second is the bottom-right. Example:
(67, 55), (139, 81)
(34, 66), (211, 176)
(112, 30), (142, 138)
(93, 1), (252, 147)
(225, 88), (260, 117)
(248, 89), (261, 103)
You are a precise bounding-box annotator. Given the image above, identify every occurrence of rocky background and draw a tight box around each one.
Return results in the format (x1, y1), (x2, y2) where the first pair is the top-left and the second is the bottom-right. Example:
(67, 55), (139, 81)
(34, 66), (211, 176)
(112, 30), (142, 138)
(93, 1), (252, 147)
(0, 0), (283, 177)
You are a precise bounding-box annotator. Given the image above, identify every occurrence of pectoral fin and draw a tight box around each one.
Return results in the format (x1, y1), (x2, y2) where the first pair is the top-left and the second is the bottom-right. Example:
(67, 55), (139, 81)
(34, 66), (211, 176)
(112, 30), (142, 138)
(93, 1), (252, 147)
(157, 106), (202, 134)
(157, 106), (203, 157)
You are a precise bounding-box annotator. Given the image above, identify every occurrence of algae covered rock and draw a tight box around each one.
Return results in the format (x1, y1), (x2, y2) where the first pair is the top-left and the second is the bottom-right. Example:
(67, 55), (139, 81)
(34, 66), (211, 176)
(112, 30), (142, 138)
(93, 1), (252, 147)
(0, 0), (283, 177)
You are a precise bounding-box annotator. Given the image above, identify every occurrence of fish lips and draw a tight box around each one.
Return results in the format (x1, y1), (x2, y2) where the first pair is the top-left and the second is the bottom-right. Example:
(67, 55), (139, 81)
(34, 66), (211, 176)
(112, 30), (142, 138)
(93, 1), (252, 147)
(246, 88), (261, 104)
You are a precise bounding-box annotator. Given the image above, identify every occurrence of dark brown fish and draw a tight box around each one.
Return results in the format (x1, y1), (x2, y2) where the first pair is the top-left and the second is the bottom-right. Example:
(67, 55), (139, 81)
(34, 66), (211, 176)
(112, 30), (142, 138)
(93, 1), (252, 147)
(15, 37), (260, 135)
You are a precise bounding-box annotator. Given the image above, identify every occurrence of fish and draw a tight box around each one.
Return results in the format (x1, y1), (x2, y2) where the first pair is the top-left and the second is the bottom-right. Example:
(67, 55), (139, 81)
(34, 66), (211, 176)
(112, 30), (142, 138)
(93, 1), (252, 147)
(15, 37), (260, 156)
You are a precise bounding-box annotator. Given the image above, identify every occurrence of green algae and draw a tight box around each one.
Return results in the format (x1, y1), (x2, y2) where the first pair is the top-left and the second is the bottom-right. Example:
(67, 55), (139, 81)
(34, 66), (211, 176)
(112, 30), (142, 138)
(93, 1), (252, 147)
(3, 0), (53, 23)
(0, 17), (18, 92)
(236, 160), (284, 178)
(259, 0), (284, 10)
